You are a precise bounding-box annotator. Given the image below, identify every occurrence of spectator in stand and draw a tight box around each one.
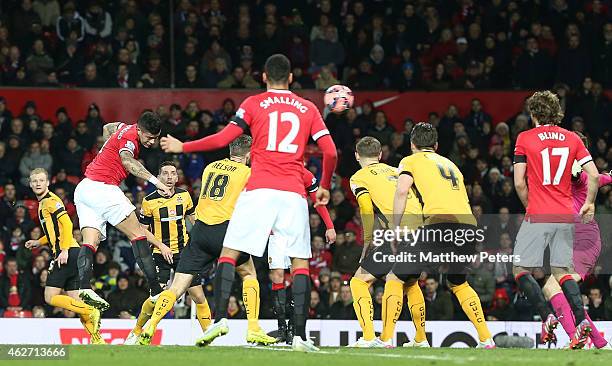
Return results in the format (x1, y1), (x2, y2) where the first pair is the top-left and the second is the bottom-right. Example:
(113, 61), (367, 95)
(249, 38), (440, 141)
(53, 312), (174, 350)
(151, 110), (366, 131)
(177, 65), (202, 88)
(217, 66), (260, 89)
(55, 137), (83, 176)
(309, 235), (332, 278)
(309, 290), (329, 319)
(18, 141), (52, 186)
(329, 284), (356, 320)
(515, 37), (553, 89)
(162, 104), (187, 140)
(466, 259), (496, 309)
(314, 66), (339, 91)
(0, 257), (32, 315)
(25, 39), (54, 85)
(557, 33), (590, 90)
(366, 110), (395, 147)
(105, 275), (147, 318)
(203, 57), (229, 88)
(49, 169), (76, 200)
(55, 2), (84, 44)
(79, 63), (106, 88)
(310, 26), (345, 71)
(487, 289), (514, 321)
(84, 104), (103, 137)
(139, 53), (169, 88)
(588, 288), (606, 321)
(330, 189), (355, 229)
(83, 1), (112, 40)
(73, 121), (95, 150)
(331, 231), (361, 275)
(424, 277), (453, 320)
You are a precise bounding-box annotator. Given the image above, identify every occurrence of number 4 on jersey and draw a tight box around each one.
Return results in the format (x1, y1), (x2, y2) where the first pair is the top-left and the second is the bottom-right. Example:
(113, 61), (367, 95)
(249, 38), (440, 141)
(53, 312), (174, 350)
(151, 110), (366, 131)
(266, 111), (300, 153)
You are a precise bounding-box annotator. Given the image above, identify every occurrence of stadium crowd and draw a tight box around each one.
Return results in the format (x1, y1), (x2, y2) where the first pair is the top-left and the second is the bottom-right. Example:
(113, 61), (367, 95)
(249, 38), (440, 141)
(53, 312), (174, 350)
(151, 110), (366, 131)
(0, 0), (611, 325)
(0, 1), (610, 90)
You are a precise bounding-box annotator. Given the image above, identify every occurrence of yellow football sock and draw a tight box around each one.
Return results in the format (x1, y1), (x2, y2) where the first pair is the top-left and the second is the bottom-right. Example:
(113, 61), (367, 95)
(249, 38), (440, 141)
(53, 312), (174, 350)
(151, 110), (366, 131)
(406, 281), (426, 342)
(49, 295), (94, 316)
(242, 278), (260, 331)
(350, 277), (375, 341)
(149, 290), (176, 328)
(79, 314), (96, 335)
(450, 282), (491, 342)
(196, 301), (212, 332)
(133, 298), (156, 335)
(380, 280), (403, 342)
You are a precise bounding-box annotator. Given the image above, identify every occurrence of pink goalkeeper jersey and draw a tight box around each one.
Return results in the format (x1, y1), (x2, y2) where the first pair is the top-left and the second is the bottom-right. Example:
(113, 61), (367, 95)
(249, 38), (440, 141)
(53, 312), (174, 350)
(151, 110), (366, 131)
(572, 171), (612, 214)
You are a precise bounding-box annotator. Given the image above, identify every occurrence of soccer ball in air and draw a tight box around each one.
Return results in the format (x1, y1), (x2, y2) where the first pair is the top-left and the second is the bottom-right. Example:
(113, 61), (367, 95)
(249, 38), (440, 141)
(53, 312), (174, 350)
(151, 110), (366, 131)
(324, 84), (354, 114)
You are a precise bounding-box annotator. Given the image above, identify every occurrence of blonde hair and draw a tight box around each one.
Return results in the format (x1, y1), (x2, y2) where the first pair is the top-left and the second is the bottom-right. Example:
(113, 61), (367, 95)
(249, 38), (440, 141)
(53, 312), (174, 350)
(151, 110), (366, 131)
(29, 168), (49, 179)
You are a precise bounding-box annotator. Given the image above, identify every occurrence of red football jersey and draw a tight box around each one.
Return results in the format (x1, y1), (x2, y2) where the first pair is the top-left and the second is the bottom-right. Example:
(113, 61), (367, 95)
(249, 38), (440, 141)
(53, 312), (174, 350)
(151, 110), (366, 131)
(514, 125), (592, 217)
(85, 123), (140, 185)
(231, 89), (329, 195)
(302, 167), (319, 194)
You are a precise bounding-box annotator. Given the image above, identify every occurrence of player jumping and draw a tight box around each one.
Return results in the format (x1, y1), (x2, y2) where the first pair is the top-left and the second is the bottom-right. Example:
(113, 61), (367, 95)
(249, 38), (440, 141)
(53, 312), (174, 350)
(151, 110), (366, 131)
(540, 132), (611, 349)
(124, 161), (214, 344)
(513, 91), (599, 349)
(348, 136), (426, 348)
(25, 168), (104, 344)
(268, 166), (336, 345)
(159, 54), (337, 352)
(392, 123), (495, 348)
(139, 136), (277, 346)
(74, 111), (174, 311)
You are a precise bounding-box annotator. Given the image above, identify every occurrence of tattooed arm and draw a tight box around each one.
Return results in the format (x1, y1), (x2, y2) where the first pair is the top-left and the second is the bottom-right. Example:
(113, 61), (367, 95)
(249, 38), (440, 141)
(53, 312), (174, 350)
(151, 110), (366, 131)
(102, 122), (123, 142)
(119, 151), (173, 196)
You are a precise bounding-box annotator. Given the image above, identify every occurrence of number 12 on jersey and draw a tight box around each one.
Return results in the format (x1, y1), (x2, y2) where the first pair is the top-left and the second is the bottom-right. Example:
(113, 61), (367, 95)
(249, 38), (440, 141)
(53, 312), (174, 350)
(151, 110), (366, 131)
(266, 111), (300, 153)
(540, 147), (569, 186)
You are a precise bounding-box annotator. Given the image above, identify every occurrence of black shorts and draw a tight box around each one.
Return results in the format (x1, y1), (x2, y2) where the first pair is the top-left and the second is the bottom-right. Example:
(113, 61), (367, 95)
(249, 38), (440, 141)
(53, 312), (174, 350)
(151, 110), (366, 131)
(360, 243), (394, 279)
(153, 253), (201, 288)
(391, 223), (478, 279)
(176, 220), (250, 276)
(47, 247), (80, 291)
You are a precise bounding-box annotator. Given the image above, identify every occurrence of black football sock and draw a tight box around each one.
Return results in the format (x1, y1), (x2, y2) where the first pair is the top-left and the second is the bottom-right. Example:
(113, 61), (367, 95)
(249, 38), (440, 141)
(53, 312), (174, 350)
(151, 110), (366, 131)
(559, 276), (586, 324)
(272, 283), (287, 328)
(214, 258), (236, 321)
(292, 269), (311, 341)
(77, 244), (96, 289)
(131, 237), (163, 296)
(516, 272), (553, 320)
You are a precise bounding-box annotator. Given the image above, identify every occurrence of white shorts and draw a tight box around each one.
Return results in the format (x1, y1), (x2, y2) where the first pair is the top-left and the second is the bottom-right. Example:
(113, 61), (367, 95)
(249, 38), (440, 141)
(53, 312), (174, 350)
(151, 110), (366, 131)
(223, 189), (311, 260)
(268, 234), (292, 270)
(74, 178), (136, 240)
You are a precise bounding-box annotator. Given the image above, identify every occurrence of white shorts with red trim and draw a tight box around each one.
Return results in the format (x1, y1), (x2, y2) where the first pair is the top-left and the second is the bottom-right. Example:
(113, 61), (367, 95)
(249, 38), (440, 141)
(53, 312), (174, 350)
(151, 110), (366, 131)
(74, 178), (135, 240)
(223, 189), (311, 260)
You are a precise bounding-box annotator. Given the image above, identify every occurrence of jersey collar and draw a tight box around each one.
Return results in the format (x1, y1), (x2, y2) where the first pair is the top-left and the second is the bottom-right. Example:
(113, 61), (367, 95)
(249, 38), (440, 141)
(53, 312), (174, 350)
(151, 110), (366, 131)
(267, 89), (291, 94)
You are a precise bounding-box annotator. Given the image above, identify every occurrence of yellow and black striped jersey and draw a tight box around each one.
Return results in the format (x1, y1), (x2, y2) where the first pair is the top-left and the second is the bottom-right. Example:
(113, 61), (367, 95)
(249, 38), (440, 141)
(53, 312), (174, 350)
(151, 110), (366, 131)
(398, 150), (475, 225)
(350, 163), (423, 231)
(38, 191), (78, 256)
(140, 188), (195, 254)
(196, 158), (251, 225)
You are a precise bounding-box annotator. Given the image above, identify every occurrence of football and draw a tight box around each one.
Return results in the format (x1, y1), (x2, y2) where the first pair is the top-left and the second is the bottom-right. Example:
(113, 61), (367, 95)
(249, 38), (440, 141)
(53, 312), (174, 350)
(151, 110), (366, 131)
(324, 84), (354, 114)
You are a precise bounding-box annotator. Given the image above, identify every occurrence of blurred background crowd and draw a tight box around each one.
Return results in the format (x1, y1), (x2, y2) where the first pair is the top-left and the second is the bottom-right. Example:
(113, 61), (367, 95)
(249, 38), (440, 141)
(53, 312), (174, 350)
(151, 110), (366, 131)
(0, 0), (611, 324)
(0, 0), (610, 90)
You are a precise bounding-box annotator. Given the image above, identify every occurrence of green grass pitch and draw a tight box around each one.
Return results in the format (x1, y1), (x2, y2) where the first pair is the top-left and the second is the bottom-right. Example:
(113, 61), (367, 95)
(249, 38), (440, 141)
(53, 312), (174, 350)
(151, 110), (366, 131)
(11, 345), (612, 366)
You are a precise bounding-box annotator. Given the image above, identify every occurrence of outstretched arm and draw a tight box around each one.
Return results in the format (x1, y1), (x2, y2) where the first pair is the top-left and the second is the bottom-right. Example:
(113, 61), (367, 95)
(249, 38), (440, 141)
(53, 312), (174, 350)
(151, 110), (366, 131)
(161, 123), (243, 153)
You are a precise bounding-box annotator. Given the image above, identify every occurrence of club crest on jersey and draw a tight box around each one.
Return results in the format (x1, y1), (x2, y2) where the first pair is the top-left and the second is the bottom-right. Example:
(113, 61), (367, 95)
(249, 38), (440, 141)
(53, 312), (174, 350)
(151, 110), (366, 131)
(177, 196), (183, 204)
(125, 140), (136, 152)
